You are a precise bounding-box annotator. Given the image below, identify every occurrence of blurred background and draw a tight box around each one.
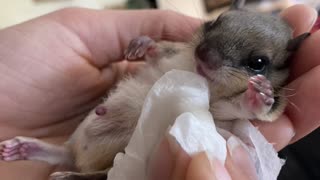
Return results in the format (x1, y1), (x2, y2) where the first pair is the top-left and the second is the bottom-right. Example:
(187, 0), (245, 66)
(0, 0), (319, 28)
(0, 0), (319, 179)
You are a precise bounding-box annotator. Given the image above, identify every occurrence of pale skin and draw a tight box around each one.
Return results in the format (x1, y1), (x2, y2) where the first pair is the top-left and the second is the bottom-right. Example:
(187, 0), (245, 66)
(0, 5), (319, 180)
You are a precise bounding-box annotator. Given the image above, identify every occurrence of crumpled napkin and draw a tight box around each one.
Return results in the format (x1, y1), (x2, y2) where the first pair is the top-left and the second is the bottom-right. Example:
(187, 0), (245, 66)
(107, 70), (284, 180)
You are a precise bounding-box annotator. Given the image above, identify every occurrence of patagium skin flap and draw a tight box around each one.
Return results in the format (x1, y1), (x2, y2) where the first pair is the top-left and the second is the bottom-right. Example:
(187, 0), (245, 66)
(0, 0), (310, 179)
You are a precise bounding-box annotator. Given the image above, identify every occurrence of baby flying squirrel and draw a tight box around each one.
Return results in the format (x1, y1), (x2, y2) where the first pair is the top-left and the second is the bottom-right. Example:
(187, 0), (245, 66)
(0, 0), (310, 180)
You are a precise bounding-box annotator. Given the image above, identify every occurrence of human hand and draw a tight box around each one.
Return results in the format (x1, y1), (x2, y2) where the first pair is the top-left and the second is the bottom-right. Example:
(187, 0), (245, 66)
(148, 135), (258, 180)
(0, 4), (319, 180)
(0, 9), (199, 180)
(254, 4), (319, 149)
(148, 5), (320, 180)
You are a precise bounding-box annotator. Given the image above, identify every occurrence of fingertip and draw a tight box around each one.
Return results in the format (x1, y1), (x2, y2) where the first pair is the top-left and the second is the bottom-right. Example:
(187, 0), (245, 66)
(170, 147), (191, 180)
(211, 158), (232, 180)
(280, 4), (318, 36)
(167, 135), (191, 180)
(286, 66), (320, 143)
(252, 114), (294, 151)
(224, 137), (260, 180)
(148, 137), (174, 180)
(148, 136), (191, 180)
(155, 10), (202, 42)
(290, 30), (320, 78)
(226, 136), (257, 180)
(186, 152), (218, 180)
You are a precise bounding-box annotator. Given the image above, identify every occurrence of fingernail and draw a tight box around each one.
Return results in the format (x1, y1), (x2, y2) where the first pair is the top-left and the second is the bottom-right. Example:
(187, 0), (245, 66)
(290, 131), (296, 139)
(211, 157), (231, 180)
(147, 136), (174, 180)
(227, 136), (258, 179)
(197, 152), (215, 173)
(312, 18), (320, 33)
(203, 152), (231, 180)
(166, 134), (180, 155)
(309, 8), (318, 30)
(186, 152), (216, 180)
(227, 136), (241, 157)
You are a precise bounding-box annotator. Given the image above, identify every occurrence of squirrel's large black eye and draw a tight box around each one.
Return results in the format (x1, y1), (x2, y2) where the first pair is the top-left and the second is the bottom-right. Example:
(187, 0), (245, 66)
(247, 56), (269, 73)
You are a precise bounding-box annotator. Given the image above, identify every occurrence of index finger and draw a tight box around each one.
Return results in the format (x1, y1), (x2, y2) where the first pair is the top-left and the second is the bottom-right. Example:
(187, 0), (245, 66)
(252, 4), (318, 150)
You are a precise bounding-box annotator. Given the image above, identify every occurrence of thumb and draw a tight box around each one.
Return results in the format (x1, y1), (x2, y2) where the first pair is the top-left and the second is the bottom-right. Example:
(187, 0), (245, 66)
(47, 8), (201, 68)
(148, 135), (191, 180)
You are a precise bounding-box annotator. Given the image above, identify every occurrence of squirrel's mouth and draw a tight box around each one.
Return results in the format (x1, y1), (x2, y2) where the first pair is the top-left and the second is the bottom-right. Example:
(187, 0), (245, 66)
(196, 64), (214, 81)
(196, 64), (206, 77)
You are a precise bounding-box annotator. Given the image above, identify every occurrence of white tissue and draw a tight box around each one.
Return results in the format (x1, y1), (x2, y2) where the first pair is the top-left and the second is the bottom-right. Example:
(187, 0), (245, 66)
(231, 120), (285, 180)
(107, 70), (284, 180)
(169, 111), (226, 163)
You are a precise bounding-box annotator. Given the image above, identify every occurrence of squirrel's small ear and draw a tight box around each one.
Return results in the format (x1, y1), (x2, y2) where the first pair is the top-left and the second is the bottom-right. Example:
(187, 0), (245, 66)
(230, 0), (246, 10)
(286, 33), (311, 51)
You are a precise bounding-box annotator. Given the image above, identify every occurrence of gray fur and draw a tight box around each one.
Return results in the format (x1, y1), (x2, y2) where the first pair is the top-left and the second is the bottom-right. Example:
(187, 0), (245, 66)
(230, 0), (246, 10)
(194, 9), (296, 121)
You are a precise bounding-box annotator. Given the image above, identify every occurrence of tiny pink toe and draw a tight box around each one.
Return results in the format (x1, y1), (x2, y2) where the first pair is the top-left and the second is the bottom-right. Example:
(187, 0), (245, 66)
(261, 80), (271, 87)
(3, 147), (14, 153)
(4, 157), (12, 161)
(250, 76), (257, 82)
(256, 74), (266, 80)
(264, 89), (273, 96)
(2, 149), (18, 157)
(135, 49), (140, 57)
(251, 82), (261, 92)
(259, 92), (266, 97)
(249, 80), (255, 84)
(3, 155), (18, 161)
(265, 99), (274, 106)
(4, 140), (19, 148)
(127, 52), (133, 60)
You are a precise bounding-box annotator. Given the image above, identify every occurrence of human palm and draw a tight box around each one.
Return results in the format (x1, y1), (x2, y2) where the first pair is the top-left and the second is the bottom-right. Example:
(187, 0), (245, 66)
(0, 9), (200, 179)
(0, 12), (113, 138)
(0, 8), (200, 136)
